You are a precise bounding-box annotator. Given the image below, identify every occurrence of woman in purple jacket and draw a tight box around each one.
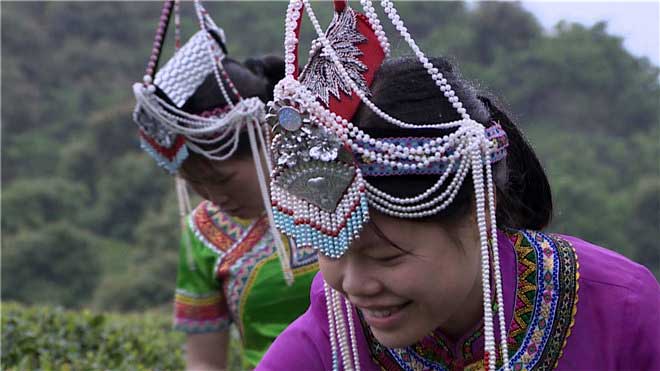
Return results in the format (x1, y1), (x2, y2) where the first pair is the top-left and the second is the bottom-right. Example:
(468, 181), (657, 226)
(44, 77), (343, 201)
(257, 1), (660, 370)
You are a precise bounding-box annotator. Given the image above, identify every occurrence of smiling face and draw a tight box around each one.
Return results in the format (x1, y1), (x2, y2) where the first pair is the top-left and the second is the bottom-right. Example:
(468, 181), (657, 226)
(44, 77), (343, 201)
(179, 151), (266, 220)
(319, 210), (484, 348)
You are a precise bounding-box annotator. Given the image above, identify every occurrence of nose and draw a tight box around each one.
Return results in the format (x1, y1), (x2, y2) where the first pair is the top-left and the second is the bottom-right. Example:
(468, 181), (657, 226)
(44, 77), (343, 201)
(341, 258), (382, 299)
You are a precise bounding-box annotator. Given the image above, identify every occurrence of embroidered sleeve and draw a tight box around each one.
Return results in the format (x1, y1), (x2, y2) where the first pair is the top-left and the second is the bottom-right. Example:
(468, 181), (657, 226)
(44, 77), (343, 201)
(173, 223), (231, 333)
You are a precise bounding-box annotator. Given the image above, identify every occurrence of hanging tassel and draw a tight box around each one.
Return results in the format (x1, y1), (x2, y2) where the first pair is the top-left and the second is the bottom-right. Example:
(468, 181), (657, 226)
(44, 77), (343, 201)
(324, 282), (340, 371)
(176, 176), (196, 271)
(247, 120), (295, 285)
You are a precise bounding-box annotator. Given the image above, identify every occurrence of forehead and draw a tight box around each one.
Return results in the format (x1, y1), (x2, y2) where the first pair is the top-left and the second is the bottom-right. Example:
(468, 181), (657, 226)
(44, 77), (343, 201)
(180, 157), (230, 180)
(349, 214), (408, 251)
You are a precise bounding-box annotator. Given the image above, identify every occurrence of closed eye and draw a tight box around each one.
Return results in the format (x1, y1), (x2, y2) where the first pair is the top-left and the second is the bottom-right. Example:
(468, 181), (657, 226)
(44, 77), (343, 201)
(368, 252), (404, 264)
(214, 171), (237, 183)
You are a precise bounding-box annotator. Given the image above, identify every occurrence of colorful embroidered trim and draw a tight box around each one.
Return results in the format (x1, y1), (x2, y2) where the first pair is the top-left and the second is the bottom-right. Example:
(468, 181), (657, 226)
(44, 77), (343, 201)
(356, 123), (508, 177)
(174, 290), (230, 333)
(485, 123), (508, 165)
(227, 238), (275, 337)
(139, 132), (189, 174)
(217, 217), (270, 278)
(189, 205), (234, 258)
(535, 235), (579, 370)
(198, 104), (233, 118)
(506, 231), (577, 370)
(508, 232), (538, 356)
(189, 201), (255, 260)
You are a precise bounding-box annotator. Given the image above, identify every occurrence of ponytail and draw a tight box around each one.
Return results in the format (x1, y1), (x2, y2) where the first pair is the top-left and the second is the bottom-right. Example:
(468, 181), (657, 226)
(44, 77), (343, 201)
(479, 96), (553, 230)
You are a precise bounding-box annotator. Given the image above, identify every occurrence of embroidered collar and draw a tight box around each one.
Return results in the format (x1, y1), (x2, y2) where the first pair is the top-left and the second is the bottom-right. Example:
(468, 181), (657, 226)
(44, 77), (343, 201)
(361, 230), (579, 371)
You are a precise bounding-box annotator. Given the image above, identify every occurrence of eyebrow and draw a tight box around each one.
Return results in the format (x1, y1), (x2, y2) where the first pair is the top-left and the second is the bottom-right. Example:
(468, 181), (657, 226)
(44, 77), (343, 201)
(368, 220), (414, 255)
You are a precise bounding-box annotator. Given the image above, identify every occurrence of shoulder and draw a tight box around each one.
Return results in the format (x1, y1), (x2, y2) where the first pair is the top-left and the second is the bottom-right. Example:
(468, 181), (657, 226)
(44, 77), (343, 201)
(558, 234), (659, 294)
(557, 234), (660, 367)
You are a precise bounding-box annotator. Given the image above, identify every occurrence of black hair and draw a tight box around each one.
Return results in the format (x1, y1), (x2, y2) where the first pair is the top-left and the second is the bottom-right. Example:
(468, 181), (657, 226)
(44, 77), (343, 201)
(177, 55), (285, 173)
(354, 57), (552, 230)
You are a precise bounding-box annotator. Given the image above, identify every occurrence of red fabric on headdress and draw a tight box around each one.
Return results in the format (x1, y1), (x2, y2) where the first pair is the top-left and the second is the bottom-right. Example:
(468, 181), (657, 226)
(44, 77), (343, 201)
(292, 1), (385, 122)
(334, 0), (347, 12)
(139, 130), (187, 160)
(329, 10), (384, 121)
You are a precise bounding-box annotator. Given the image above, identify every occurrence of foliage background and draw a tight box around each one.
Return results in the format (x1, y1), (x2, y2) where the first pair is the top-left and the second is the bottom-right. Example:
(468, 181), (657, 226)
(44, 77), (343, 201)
(2, 1), (659, 369)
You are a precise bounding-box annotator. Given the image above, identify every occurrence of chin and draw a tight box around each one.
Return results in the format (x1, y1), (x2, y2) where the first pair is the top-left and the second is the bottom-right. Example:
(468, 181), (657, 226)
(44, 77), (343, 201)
(231, 209), (260, 220)
(370, 327), (424, 348)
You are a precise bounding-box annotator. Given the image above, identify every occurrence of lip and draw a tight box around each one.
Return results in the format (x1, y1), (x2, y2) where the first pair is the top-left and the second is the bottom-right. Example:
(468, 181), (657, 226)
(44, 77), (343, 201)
(358, 301), (411, 330)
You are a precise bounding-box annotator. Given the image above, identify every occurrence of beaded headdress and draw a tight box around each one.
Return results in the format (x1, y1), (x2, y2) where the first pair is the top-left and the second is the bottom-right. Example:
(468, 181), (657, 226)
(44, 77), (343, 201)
(268, 0), (511, 369)
(132, 0), (293, 284)
(132, 0), (266, 173)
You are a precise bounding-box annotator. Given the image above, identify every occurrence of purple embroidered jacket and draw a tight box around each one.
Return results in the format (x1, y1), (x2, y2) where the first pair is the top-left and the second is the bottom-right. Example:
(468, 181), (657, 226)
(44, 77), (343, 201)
(257, 230), (660, 371)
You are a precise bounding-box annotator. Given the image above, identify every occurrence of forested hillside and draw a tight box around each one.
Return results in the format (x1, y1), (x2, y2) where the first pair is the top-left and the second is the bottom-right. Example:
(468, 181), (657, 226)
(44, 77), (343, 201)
(2, 1), (658, 313)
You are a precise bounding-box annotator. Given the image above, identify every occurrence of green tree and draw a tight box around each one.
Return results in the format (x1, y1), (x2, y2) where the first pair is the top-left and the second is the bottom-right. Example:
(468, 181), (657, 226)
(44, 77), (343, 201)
(1, 177), (90, 235)
(2, 223), (101, 308)
(83, 153), (171, 242)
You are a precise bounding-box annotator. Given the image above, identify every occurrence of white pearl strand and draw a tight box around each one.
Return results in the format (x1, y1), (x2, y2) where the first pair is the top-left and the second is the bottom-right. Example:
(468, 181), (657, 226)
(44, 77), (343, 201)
(255, 121), (275, 172)
(134, 83), (265, 161)
(486, 149), (510, 368)
(284, 1), (303, 77)
(366, 151), (469, 217)
(472, 147), (497, 371)
(331, 287), (354, 370)
(247, 121), (295, 285)
(324, 282), (341, 371)
(378, 0), (470, 119)
(194, 0), (236, 108)
(176, 175), (196, 270)
(359, 0), (391, 56)
(274, 78), (470, 171)
(370, 9), (512, 353)
(185, 129), (241, 161)
(344, 297), (361, 371)
(300, 0), (467, 131)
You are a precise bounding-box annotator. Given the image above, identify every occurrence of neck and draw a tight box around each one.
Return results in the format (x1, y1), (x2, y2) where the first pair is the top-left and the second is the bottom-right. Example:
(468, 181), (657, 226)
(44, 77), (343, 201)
(439, 270), (484, 343)
(438, 218), (484, 342)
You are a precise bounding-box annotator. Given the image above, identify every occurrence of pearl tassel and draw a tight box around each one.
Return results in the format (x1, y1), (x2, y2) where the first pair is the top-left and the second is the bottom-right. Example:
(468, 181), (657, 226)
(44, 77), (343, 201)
(247, 120), (295, 285)
(472, 148), (497, 371)
(486, 146), (510, 370)
(332, 289), (354, 370)
(175, 176), (195, 271)
(324, 282), (340, 371)
(344, 297), (361, 371)
(323, 282), (363, 371)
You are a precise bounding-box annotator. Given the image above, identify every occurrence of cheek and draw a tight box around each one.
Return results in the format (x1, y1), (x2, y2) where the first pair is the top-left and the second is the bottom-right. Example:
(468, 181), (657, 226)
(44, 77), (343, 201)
(420, 253), (479, 309)
(189, 183), (211, 200)
(318, 255), (343, 291)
